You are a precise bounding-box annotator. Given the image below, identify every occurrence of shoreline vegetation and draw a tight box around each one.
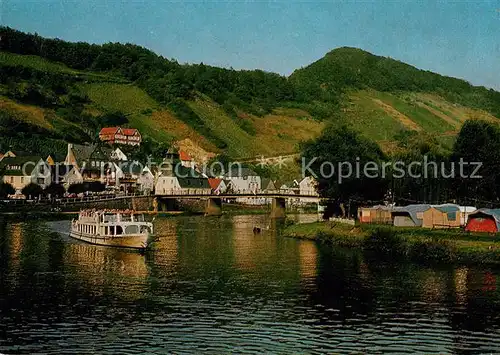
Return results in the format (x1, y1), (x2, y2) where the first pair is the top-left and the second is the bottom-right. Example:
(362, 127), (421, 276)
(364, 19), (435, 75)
(283, 221), (500, 266)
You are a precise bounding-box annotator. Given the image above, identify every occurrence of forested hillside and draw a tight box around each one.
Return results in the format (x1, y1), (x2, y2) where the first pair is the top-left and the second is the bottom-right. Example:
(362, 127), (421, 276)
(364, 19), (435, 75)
(0, 26), (499, 160)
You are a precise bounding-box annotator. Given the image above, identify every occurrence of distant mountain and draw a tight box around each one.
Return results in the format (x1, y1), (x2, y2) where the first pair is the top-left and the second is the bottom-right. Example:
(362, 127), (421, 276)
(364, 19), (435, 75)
(290, 47), (500, 117)
(0, 27), (499, 159)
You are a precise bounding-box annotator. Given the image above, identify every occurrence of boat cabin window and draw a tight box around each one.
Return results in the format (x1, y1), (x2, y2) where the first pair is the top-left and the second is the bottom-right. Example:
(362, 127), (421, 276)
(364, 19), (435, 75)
(103, 214), (117, 223)
(125, 225), (139, 234)
(121, 214), (132, 222)
(134, 214), (145, 222)
(116, 226), (123, 235)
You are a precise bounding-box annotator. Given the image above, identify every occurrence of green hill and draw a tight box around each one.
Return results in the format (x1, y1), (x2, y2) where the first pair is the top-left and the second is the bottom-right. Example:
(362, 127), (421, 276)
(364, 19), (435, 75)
(0, 27), (499, 160)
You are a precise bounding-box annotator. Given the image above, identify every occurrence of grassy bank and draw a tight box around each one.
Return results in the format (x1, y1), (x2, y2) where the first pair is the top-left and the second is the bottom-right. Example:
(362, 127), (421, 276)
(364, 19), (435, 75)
(222, 204), (270, 215)
(284, 222), (500, 265)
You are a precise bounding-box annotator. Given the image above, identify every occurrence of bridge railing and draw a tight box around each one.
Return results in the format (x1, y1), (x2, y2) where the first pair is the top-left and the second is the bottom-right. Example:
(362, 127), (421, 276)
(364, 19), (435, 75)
(0, 188), (319, 205)
(0, 191), (150, 206)
(156, 188), (319, 197)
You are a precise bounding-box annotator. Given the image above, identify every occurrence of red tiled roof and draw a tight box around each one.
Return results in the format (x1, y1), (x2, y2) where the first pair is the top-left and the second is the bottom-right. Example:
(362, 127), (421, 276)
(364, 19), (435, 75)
(99, 127), (120, 135)
(208, 178), (222, 189)
(179, 150), (192, 161)
(99, 127), (139, 136)
(122, 128), (139, 136)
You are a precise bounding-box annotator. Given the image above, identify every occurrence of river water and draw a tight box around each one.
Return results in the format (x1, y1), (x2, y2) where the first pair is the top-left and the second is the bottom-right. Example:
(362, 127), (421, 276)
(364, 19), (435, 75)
(1, 214), (500, 354)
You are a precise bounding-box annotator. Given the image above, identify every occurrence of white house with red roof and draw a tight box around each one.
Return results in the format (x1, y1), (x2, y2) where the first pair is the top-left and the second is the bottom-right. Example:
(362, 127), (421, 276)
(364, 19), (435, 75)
(179, 150), (195, 168)
(208, 178), (226, 195)
(99, 127), (142, 146)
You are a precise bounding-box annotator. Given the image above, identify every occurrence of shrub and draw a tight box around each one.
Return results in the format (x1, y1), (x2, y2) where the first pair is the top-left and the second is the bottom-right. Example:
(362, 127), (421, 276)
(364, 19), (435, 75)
(44, 182), (66, 198)
(22, 183), (43, 198)
(363, 227), (407, 259)
(0, 182), (15, 198)
(409, 238), (457, 264)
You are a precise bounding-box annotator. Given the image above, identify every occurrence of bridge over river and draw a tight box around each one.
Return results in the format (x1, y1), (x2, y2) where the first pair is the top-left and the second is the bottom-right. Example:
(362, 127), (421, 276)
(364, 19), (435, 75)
(0, 191), (319, 218)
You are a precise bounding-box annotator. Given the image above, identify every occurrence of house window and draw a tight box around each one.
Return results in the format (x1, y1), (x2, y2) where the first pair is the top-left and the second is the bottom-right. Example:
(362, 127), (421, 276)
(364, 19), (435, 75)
(39, 165), (45, 174)
(10, 177), (13, 184)
(91, 161), (95, 167)
(20, 177), (24, 184)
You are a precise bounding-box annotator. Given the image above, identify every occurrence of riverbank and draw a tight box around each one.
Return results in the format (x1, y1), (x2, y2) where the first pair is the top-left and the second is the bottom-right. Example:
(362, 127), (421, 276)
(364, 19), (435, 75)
(283, 222), (500, 266)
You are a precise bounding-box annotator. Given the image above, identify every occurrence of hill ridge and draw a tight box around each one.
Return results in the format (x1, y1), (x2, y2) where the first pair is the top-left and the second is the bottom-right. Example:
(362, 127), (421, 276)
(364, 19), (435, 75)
(0, 26), (499, 160)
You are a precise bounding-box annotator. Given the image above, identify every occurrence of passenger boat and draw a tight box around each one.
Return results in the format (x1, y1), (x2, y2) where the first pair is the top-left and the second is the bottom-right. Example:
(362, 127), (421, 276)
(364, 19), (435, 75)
(70, 209), (155, 250)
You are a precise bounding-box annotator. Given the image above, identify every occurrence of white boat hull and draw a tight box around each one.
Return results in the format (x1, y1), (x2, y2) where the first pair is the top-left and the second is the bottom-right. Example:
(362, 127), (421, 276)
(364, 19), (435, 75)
(69, 231), (153, 250)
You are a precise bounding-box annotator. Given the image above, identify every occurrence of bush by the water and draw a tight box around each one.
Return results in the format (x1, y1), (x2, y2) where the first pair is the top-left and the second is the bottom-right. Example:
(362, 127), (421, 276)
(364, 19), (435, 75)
(409, 238), (457, 264)
(363, 227), (407, 259)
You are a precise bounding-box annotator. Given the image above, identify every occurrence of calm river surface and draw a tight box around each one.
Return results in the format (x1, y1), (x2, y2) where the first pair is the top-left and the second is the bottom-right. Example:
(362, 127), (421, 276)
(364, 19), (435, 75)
(1, 214), (500, 354)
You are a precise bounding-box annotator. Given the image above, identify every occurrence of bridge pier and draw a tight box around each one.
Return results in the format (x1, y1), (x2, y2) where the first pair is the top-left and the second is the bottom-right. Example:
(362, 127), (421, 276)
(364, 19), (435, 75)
(156, 198), (178, 212)
(270, 197), (286, 218)
(205, 197), (222, 216)
(153, 197), (158, 213)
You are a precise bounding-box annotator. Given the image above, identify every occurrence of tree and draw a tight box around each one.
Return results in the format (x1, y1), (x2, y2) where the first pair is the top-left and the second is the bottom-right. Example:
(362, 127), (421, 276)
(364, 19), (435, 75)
(22, 183), (44, 199)
(0, 182), (15, 198)
(452, 120), (500, 204)
(67, 181), (105, 194)
(86, 181), (105, 192)
(44, 182), (66, 198)
(96, 111), (129, 127)
(390, 131), (451, 204)
(205, 153), (233, 177)
(68, 183), (84, 194)
(301, 125), (389, 217)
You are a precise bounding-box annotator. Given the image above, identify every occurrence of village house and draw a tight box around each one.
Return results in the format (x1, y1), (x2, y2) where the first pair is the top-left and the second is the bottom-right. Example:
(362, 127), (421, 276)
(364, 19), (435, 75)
(465, 209), (500, 233)
(155, 152), (210, 195)
(46, 155), (56, 166)
(110, 147), (128, 161)
(113, 161), (154, 193)
(296, 176), (320, 205)
(224, 167), (261, 194)
(299, 176), (318, 196)
(99, 127), (142, 146)
(0, 151), (17, 161)
(261, 178), (276, 192)
(179, 150), (195, 168)
(0, 156), (51, 193)
(177, 176), (211, 195)
(155, 173), (211, 195)
(50, 164), (83, 188)
(208, 178), (226, 195)
(65, 143), (114, 184)
(278, 179), (300, 194)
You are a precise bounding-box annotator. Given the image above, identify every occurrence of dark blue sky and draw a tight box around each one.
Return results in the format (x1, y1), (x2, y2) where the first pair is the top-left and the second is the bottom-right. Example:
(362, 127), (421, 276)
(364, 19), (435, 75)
(3, 1), (500, 89)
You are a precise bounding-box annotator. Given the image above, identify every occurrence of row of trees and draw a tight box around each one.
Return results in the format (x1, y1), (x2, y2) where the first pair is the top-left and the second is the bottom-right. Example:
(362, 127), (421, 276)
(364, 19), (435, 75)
(1, 26), (313, 117)
(3, 26), (500, 120)
(301, 119), (500, 217)
(0, 181), (106, 199)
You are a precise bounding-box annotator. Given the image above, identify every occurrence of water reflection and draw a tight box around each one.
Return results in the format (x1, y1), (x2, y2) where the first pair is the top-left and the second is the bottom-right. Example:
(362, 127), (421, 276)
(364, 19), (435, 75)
(0, 215), (500, 354)
(298, 241), (318, 285)
(64, 244), (149, 299)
